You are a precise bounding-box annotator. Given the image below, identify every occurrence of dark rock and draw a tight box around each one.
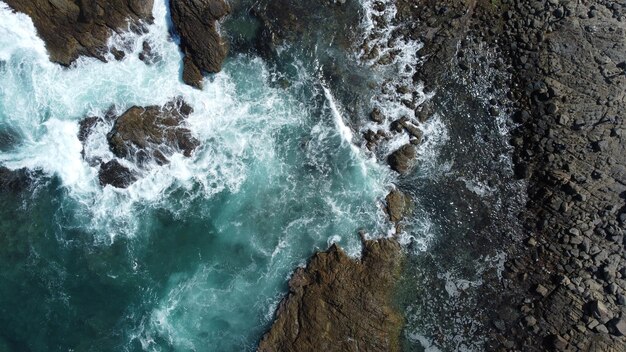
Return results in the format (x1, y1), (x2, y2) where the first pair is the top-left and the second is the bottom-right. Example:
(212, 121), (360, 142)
(170, 0), (231, 88)
(548, 334), (569, 350)
(536, 284), (549, 297)
(78, 116), (101, 142)
(98, 160), (136, 188)
(370, 107), (385, 123)
(258, 239), (403, 352)
(588, 300), (611, 323)
(107, 101), (199, 163)
(388, 144), (417, 174)
(4, 0), (154, 65)
(609, 318), (626, 336)
(0, 167), (34, 193)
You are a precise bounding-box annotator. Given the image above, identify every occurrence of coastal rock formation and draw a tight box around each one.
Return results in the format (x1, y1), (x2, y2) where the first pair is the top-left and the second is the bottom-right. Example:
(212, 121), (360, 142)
(170, 0), (231, 88)
(258, 238), (403, 352)
(4, 0), (154, 65)
(78, 99), (199, 188)
(107, 101), (199, 164)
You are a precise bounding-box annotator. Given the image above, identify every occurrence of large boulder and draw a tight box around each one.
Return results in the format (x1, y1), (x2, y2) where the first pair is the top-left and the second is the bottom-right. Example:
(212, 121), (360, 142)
(4, 0), (154, 65)
(170, 0), (231, 88)
(106, 100), (199, 164)
(258, 238), (404, 352)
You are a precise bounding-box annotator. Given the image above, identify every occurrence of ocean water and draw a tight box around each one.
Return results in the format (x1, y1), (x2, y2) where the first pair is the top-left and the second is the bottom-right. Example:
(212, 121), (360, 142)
(0, 1), (393, 351)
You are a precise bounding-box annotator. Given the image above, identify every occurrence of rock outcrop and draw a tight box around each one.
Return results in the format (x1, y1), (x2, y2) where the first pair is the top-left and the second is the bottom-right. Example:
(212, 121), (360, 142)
(4, 0), (154, 65)
(169, 0), (231, 88)
(78, 99), (199, 188)
(107, 101), (199, 164)
(258, 238), (404, 352)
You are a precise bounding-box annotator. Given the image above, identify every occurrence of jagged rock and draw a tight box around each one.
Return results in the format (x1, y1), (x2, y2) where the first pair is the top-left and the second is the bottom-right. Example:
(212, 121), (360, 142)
(4, 0), (154, 65)
(386, 189), (411, 223)
(388, 144), (417, 174)
(609, 318), (626, 336)
(107, 100), (199, 163)
(170, 0), (230, 88)
(98, 160), (136, 188)
(588, 300), (612, 324)
(258, 239), (403, 352)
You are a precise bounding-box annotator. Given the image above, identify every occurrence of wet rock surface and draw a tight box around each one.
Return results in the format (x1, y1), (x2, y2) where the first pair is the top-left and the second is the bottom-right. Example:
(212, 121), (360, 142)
(4, 0), (154, 65)
(388, 144), (417, 175)
(79, 99), (199, 188)
(107, 101), (199, 162)
(386, 189), (411, 224)
(258, 238), (404, 352)
(98, 160), (136, 189)
(170, 0), (231, 88)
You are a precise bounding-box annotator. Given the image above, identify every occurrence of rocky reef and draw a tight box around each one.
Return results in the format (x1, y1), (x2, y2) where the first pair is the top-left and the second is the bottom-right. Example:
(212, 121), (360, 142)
(3, 0), (154, 65)
(258, 237), (404, 352)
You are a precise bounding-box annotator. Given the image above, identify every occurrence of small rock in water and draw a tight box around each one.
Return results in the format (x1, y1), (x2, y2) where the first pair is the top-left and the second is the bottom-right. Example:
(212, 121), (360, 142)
(386, 189), (411, 223)
(370, 107), (385, 123)
(98, 160), (137, 189)
(388, 144), (417, 174)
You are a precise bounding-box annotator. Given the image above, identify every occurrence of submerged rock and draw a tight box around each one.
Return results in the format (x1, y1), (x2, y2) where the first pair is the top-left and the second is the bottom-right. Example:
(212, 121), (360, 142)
(4, 0), (154, 65)
(0, 166), (35, 193)
(258, 238), (403, 352)
(170, 0), (231, 88)
(388, 144), (417, 174)
(107, 101), (199, 163)
(98, 160), (136, 188)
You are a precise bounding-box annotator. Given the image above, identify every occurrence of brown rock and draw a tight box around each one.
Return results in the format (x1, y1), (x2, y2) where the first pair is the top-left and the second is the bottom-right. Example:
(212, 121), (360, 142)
(107, 100), (199, 163)
(388, 144), (417, 174)
(4, 0), (154, 65)
(386, 189), (411, 223)
(170, 0), (230, 88)
(258, 238), (404, 352)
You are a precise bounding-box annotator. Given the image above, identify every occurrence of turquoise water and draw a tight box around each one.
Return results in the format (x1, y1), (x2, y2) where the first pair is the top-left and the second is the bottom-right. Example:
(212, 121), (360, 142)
(0, 2), (392, 350)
